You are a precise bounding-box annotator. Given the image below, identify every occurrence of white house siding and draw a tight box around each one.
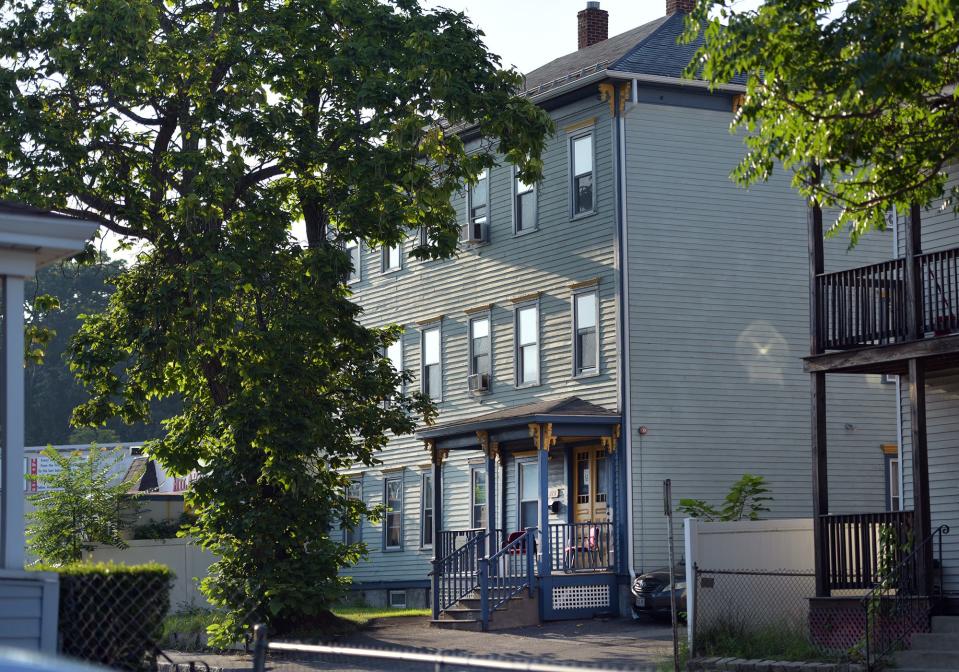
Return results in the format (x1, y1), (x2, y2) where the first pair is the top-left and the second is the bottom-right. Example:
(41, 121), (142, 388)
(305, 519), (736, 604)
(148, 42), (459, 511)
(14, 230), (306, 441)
(342, 95), (620, 586)
(623, 99), (898, 572)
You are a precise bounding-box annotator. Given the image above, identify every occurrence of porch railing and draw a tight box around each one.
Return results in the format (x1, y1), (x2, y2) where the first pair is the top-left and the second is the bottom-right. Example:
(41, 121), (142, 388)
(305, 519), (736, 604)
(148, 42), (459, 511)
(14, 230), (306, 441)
(862, 524), (950, 670)
(436, 530), (490, 613)
(548, 522), (614, 573)
(815, 246), (959, 350)
(479, 527), (536, 630)
(822, 511), (915, 591)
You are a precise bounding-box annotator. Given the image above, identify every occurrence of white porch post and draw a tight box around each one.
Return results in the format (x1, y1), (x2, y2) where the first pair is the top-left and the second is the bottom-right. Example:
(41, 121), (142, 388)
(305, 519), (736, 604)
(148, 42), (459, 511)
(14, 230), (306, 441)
(1, 274), (25, 570)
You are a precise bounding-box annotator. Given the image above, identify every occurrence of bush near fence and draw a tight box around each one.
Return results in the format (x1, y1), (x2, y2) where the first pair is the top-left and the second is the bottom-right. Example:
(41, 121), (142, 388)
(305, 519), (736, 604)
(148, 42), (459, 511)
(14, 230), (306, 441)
(46, 562), (172, 671)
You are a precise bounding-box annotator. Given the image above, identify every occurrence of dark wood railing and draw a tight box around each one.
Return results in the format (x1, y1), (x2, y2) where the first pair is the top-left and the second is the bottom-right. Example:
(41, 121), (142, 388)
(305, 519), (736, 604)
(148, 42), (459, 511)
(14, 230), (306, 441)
(548, 522), (614, 573)
(816, 258), (907, 350)
(816, 246), (959, 350)
(920, 248), (959, 337)
(822, 511), (915, 591)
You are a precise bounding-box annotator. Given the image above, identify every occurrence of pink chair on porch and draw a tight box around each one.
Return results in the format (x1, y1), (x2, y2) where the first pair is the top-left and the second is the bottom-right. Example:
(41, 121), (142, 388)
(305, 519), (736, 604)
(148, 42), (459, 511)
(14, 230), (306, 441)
(564, 524), (600, 572)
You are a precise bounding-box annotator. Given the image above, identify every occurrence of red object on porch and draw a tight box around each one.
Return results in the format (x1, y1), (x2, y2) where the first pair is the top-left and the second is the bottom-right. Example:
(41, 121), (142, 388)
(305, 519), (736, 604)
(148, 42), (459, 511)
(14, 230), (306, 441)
(504, 530), (534, 554)
(564, 525), (600, 570)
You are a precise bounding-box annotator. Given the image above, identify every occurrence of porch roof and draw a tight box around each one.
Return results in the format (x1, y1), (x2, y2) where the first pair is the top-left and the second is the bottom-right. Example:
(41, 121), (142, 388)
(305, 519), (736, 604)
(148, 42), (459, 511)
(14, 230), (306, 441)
(417, 396), (620, 448)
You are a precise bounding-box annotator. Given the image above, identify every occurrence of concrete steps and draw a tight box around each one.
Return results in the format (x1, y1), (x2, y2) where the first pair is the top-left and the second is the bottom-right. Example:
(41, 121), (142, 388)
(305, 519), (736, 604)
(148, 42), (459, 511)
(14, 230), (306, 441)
(893, 616), (959, 671)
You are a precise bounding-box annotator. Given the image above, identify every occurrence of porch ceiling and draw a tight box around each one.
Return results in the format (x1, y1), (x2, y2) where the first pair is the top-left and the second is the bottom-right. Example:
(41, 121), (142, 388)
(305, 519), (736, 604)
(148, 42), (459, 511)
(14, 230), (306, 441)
(416, 396), (620, 450)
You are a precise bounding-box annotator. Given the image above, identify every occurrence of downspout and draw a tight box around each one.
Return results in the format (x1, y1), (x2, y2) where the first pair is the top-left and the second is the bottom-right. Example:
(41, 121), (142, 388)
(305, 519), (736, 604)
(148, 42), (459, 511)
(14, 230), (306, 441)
(613, 78), (639, 583)
(892, 206), (905, 506)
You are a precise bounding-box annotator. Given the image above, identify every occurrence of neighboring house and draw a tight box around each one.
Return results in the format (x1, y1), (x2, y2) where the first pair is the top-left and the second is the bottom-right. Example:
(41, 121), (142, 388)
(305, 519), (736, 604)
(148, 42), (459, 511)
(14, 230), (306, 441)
(805, 173), (959, 646)
(341, 0), (898, 628)
(0, 201), (97, 652)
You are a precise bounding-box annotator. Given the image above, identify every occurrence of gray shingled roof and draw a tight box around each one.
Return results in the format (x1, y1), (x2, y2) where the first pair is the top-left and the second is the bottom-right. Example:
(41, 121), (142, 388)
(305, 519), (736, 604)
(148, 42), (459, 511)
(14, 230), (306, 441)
(523, 15), (669, 93)
(0, 200), (76, 220)
(524, 11), (744, 97)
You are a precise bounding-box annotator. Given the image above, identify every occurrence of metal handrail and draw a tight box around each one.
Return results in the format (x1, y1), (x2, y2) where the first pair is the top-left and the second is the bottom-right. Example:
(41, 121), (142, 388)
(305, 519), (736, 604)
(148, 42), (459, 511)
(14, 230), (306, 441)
(861, 523), (950, 670)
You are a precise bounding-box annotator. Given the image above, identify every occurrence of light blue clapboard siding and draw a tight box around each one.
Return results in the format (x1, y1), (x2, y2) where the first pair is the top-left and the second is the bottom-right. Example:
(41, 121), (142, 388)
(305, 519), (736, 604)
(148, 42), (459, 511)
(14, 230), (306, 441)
(342, 95), (620, 584)
(623, 101), (898, 572)
(0, 573), (58, 653)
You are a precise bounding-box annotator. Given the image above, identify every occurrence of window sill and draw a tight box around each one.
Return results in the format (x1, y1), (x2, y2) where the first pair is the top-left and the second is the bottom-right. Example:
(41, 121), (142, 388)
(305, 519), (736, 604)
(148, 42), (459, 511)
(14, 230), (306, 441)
(572, 370), (601, 380)
(515, 381), (541, 389)
(512, 227), (539, 238)
(383, 546), (403, 553)
(381, 267), (403, 276)
(570, 210), (597, 222)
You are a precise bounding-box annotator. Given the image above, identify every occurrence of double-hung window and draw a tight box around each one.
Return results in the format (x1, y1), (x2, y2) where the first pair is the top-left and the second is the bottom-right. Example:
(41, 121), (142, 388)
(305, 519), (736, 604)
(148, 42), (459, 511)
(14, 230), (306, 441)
(465, 169), (489, 242)
(421, 326), (442, 401)
(421, 472), (434, 548)
(345, 240), (361, 283)
(570, 133), (594, 216)
(514, 169), (536, 233)
(518, 460), (539, 530)
(383, 242), (403, 272)
(516, 304), (539, 386)
(470, 467), (487, 529)
(573, 291), (599, 375)
(384, 476), (403, 550)
(385, 337), (404, 404)
(344, 480), (362, 546)
(886, 454), (901, 512)
(469, 316), (491, 391)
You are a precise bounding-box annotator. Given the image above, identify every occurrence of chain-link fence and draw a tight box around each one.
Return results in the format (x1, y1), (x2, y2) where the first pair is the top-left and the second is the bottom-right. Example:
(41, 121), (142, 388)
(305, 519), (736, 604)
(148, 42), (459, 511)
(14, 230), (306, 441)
(692, 568), (864, 663)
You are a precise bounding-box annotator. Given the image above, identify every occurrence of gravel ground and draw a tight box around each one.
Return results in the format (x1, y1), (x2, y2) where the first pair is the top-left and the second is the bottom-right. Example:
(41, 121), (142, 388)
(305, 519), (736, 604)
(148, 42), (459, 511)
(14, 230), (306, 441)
(162, 616), (678, 672)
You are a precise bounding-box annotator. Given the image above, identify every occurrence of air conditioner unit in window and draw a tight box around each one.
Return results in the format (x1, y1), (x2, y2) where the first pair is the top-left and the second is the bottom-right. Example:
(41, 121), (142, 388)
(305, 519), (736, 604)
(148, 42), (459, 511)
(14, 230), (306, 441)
(468, 372), (490, 392)
(462, 221), (486, 244)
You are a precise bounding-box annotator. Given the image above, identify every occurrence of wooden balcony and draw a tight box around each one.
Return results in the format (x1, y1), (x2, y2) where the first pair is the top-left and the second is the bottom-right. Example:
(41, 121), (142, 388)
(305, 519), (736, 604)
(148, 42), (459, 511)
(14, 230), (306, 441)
(820, 511), (915, 592)
(806, 246), (959, 374)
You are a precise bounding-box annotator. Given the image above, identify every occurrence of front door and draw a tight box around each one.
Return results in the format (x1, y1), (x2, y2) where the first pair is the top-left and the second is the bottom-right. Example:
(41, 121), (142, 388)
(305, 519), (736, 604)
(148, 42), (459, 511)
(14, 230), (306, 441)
(573, 446), (609, 524)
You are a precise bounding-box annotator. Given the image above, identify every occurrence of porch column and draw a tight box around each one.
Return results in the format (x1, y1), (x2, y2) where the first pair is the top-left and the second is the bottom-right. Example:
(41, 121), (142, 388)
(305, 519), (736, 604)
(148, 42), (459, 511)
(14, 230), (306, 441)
(477, 432), (497, 543)
(1, 275), (25, 570)
(530, 423), (552, 578)
(807, 181), (830, 597)
(908, 358), (933, 596)
(427, 441), (444, 620)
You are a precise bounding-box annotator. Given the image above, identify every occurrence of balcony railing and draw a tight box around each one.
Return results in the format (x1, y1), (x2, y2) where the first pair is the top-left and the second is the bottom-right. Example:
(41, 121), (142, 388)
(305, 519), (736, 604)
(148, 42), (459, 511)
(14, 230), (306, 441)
(548, 521), (614, 573)
(821, 511), (915, 592)
(815, 247), (959, 350)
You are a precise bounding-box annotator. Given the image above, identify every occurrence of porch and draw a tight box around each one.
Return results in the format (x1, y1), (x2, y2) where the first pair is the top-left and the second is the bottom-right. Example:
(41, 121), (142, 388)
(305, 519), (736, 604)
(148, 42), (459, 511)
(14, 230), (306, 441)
(417, 397), (624, 631)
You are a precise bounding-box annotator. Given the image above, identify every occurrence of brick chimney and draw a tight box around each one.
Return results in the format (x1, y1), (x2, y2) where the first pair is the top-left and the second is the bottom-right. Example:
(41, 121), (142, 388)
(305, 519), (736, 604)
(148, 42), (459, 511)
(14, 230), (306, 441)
(666, 0), (696, 14)
(577, 1), (608, 50)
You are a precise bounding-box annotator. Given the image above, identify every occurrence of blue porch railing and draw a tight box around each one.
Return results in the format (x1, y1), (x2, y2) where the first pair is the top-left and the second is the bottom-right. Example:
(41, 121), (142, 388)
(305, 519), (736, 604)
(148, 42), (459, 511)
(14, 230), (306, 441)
(479, 528), (536, 631)
(435, 529), (490, 615)
(548, 521), (614, 573)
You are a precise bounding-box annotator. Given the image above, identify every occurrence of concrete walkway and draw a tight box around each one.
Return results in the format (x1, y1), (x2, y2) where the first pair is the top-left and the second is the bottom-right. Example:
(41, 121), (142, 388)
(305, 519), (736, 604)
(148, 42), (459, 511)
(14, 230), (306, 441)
(162, 616), (678, 671)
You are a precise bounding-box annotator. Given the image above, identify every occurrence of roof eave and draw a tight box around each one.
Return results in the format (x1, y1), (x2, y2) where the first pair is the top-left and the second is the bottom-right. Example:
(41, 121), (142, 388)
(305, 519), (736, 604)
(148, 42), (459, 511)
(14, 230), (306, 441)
(416, 411), (620, 441)
(605, 69), (746, 93)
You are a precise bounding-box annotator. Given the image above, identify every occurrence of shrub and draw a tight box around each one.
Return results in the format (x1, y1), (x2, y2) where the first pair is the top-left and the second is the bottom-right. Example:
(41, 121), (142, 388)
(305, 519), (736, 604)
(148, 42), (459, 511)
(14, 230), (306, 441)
(132, 512), (198, 540)
(42, 562), (172, 671)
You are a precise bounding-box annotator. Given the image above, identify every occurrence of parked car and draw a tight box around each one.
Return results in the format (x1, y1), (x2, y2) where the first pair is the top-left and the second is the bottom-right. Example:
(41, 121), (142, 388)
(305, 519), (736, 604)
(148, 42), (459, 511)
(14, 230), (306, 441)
(630, 564), (686, 621)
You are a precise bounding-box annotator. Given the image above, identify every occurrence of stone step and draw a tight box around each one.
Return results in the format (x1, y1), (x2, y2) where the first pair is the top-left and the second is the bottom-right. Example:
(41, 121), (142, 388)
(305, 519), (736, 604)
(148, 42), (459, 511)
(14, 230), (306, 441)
(439, 607), (481, 621)
(932, 615), (959, 634)
(429, 618), (482, 631)
(894, 650), (959, 669)
(910, 632), (959, 651)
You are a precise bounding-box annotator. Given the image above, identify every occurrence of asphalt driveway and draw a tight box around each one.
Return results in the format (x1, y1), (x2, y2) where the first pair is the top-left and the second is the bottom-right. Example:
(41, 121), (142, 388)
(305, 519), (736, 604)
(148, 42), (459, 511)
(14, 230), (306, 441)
(163, 616), (678, 671)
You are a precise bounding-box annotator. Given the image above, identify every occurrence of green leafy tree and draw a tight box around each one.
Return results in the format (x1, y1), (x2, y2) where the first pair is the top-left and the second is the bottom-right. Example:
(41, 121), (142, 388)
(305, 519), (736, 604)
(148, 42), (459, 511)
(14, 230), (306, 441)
(26, 445), (136, 564)
(0, 0), (552, 642)
(25, 254), (180, 445)
(678, 473), (772, 521)
(685, 0), (959, 243)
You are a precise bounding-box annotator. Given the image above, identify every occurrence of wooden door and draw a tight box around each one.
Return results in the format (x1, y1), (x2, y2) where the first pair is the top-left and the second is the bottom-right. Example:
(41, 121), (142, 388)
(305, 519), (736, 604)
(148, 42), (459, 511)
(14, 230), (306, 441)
(572, 446), (609, 524)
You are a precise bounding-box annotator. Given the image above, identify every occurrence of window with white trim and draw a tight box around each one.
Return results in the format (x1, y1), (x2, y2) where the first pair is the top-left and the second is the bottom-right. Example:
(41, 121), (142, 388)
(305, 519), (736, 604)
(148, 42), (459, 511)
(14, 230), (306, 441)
(571, 133), (594, 216)
(421, 472), (433, 548)
(345, 240), (361, 283)
(344, 479), (362, 546)
(573, 291), (598, 375)
(386, 337), (404, 399)
(887, 454), (901, 512)
(516, 304), (539, 386)
(471, 467), (487, 530)
(469, 316), (491, 388)
(464, 169), (489, 242)
(518, 460), (539, 530)
(514, 169), (536, 233)
(383, 243), (402, 272)
(384, 476), (403, 550)
(421, 326), (442, 401)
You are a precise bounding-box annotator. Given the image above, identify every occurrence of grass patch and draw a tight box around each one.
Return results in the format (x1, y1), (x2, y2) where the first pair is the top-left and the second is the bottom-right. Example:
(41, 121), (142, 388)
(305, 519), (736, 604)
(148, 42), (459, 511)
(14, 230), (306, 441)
(331, 606), (431, 627)
(161, 607), (219, 652)
(694, 619), (841, 663)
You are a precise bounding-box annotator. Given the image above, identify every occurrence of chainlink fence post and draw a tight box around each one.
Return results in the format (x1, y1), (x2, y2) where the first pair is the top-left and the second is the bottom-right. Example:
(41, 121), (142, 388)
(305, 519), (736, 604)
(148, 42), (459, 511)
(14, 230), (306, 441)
(252, 623), (267, 672)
